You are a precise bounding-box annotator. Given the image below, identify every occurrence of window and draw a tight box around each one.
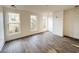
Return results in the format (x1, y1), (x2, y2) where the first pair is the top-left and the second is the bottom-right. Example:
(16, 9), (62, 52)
(8, 12), (21, 35)
(42, 16), (48, 29)
(30, 15), (37, 31)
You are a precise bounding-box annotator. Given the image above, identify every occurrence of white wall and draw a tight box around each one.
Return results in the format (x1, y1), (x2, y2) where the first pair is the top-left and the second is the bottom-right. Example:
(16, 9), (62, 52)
(53, 11), (64, 36)
(4, 7), (47, 41)
(0, 6), (5, 51)
(3, 7), (64, 41)
(64, 7), (79, 39)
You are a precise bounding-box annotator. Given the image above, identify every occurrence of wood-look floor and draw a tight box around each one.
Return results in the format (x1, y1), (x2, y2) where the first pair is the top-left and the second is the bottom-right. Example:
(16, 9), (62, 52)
(1, 32), (79, 53)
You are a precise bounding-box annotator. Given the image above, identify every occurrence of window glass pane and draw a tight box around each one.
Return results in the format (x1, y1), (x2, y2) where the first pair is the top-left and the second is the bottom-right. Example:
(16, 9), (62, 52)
(8, 24), (20, 34)
(8, 13), (20, 23)
(30, 15), (37, 31)
(43, 16), (48, 29)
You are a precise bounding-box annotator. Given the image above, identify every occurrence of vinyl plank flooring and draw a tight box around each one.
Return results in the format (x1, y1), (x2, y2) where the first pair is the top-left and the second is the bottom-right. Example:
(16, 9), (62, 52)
(1, 32), (79, 53)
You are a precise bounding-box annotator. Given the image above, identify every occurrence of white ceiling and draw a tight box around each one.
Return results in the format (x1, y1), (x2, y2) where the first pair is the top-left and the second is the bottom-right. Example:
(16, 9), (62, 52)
(5, 5), (75, 14)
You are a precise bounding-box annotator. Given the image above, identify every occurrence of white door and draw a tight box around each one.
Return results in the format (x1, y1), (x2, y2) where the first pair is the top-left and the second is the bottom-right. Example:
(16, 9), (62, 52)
(47, 16), (53, 32)
(53, 11), (63, 36)
(0, 7), (5, 51)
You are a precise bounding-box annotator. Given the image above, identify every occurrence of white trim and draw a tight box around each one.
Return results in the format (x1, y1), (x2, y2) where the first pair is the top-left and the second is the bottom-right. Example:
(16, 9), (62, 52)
(7, 12), (21, 36)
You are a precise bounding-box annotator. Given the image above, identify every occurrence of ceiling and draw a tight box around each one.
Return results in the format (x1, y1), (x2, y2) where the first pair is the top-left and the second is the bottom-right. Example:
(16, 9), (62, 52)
(5, 5), (75, 14)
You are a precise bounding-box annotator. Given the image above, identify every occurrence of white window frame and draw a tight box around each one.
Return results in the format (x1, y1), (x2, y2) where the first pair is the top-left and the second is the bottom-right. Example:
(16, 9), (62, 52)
(7, 12), (21, 35)
(30, 15), (38, 31)
(42, 16), (48, 29)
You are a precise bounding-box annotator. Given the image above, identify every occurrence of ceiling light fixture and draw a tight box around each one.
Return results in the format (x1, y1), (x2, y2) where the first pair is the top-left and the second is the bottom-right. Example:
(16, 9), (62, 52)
(11, 5), (16, 8)
(75, 5), (78, 8)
